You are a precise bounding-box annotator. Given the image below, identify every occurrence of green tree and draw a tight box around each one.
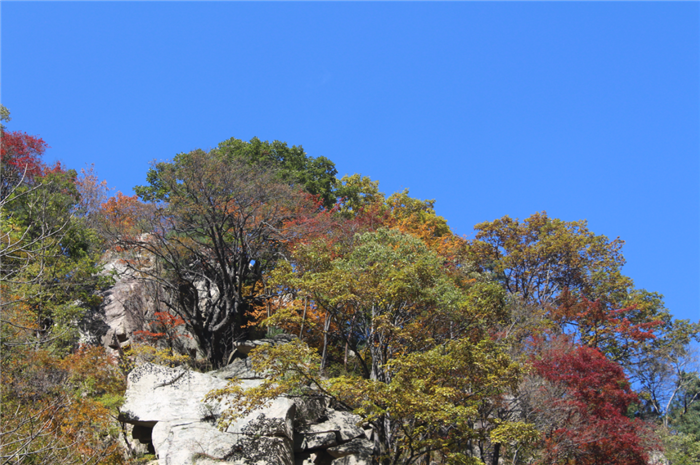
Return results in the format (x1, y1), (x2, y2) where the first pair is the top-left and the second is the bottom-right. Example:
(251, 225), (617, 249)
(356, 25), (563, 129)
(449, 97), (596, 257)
(137, 137), (339, 209)
(1, 138), (124, 463)
(2, 166), (108, 352)
(335, 173), (384, 218)
(670, 372), (700, 438)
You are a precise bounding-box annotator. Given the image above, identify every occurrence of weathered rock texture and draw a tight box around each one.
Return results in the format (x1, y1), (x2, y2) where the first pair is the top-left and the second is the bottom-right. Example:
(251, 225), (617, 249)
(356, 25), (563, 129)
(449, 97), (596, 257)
(80, 255), (157, 352)
(81, 253), (198, 356)
(119, 339), (374, 465)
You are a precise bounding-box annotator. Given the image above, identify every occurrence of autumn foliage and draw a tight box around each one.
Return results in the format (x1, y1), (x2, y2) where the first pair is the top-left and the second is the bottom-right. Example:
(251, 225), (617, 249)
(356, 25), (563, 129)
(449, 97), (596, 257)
(134, 311), (188, 344)
(1, 130), (48, 196)
(2, 117), (693, 464)
(531, 341), (656, 465)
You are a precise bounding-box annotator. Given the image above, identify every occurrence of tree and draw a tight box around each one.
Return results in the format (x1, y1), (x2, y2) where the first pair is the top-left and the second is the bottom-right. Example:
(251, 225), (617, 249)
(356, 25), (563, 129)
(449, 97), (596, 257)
(669, 371), (700, 439)
(137, 136), (339, 209)
(1, 121), (125, 464)
(335, 173), (384, 218)
(215, 137), (339, 208)
(550, 289), (661, 365)
(469, 212), (630, 308)
(1, 129), (49, 201)
(469, 212), (696, 388)
(525, 340), (657, 465)
(0, 344), (126, 464)
(210, 228), (529, 465)
(110, 149), (308, 367)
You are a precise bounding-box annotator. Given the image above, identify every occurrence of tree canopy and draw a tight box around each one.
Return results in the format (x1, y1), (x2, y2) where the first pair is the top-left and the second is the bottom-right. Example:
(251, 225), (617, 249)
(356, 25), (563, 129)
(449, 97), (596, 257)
(2, 119), (698, 464)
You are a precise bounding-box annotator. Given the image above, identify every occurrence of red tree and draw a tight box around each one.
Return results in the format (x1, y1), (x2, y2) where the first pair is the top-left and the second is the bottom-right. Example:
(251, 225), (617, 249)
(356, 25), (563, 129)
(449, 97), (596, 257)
(1, 130), (48, 198)
(134, 311), (188, 346)
(531, 342), (656, 465)
(551, 289), (661, 363)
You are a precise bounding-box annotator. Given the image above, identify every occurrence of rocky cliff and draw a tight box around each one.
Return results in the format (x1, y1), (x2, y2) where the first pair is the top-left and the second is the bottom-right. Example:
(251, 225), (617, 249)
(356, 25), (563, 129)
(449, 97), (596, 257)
(118, 337), (374, 465)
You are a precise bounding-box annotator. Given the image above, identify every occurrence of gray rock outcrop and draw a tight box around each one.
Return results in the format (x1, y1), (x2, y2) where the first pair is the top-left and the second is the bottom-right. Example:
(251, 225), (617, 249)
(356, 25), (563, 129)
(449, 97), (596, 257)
(80, 254), (157, 352)
(119, 339), (375, 465)
(81, 252), (197, 356)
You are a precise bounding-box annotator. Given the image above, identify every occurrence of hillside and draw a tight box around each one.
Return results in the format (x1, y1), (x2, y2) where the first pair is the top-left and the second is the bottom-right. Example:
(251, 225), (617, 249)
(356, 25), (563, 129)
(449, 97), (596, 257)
(2, 108), (699, 465)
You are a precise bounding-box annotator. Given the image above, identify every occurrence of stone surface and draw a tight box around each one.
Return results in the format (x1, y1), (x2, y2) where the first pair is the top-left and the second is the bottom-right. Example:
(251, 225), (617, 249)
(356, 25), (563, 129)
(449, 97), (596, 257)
(119, 341), (375, 465)
(119, 362), (297, 464)
(295, 451), (334, 465)
(153, 420), (294, 465)
(80, 252), (197, 356)
(95, 256), (155, 351)
(326, 438), (373, 459)
(119, 363), (236, 425)
(330, 455), (372, 465)
(302, 432), (337, 450)
(231, 334), (296, 357)
(293, 395), (328, 427)
(226, 397), (297, 441)
(300, 410), (364, 442)
(209, 357), (262, 380)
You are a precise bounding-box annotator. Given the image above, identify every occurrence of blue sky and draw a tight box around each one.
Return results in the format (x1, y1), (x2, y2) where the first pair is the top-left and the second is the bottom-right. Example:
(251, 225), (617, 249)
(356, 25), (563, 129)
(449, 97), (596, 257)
(3, 2), (698, 325)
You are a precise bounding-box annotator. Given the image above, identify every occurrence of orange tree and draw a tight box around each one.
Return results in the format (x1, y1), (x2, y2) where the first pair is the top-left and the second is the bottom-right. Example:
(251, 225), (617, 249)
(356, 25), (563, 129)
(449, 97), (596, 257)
(468, 212), (629, 308)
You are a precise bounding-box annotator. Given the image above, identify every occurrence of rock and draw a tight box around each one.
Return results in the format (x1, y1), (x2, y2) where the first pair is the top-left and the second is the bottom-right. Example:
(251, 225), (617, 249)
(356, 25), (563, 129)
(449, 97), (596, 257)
(81, 252), (197, 356)
(118, 342), (375, 464)
(330, 455), (372, 465)
(231, 334), (296, 358)
(293, 395), (329, 427)
(209, 357), (262, 380)
(119, 422), (152, 456)
(98, 262), (154, 350)
(153, 420), (293, 465)
(119, 363), (297, 464)
(648, 451), (668, 465)
(300, 410), (364, 442)
(226, 397), (297, 441)
(118, 363), (235, 425)
(295, 451), (334, 465)
(326, 438), (373, 458)
(302, 432), (337, 450)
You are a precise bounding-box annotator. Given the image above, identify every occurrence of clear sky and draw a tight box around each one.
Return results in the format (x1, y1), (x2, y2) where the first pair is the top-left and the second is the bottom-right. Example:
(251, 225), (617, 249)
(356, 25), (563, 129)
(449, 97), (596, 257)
(3, 2), (698, 325)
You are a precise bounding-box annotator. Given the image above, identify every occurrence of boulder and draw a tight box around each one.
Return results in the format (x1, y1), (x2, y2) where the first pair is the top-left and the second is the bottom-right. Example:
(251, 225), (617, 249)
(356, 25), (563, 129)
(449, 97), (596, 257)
(326, 438), (373, 459)
(302, 432), (337, 450)
(81, 252), (198, 356)
(210, 357), (262, 380)
(119, 363), (296, 464)
(119, 363), (235, 425)
(119, 341), (376, 465)
(153, 420), (293, 465)
(330, 456), (373, 465)
(295, 451), (334, 465)
(292, 395), (329, 427)
(230, 334), (297, 358)
(299, 410), (364, 443)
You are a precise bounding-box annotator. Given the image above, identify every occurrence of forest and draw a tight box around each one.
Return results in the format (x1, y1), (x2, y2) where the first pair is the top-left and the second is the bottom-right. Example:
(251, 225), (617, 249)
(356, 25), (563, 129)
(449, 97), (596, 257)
(1, 104), (699, 465)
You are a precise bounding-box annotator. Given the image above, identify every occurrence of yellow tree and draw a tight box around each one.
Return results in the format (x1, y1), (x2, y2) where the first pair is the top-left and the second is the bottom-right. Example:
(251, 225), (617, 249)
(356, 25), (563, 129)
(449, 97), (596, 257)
(210, 229), (530, 465)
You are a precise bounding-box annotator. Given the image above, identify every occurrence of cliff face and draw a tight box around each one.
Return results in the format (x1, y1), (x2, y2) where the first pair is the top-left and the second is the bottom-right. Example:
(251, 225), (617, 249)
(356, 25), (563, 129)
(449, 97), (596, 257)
(81, 253), (198, 357)
(92, 254), (375, 464)
(118, 338), (374, 465)
(80, 255), (156, 353)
